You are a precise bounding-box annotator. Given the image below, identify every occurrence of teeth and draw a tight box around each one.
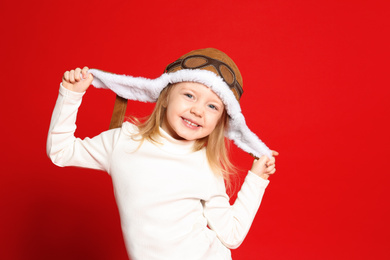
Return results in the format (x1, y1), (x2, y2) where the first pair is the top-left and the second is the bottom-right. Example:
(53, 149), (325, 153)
(183, 118), (199, 127)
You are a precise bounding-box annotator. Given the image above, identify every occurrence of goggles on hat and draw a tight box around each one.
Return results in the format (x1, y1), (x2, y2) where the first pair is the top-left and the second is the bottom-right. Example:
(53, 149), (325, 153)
(165, 54), (243, 100)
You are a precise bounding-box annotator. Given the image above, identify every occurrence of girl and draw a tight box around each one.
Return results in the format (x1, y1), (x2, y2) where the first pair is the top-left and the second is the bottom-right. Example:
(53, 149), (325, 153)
(47, 48), (278, 260)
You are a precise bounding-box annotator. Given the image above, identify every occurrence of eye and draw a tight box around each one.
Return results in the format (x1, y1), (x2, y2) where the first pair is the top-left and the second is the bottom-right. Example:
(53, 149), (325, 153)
(184, 93), (193, 99)
(208, 104), (218, 110)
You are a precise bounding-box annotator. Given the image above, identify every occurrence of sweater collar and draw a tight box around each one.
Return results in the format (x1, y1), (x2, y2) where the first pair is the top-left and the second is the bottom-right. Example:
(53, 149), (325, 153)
(156, 127), (196, 154)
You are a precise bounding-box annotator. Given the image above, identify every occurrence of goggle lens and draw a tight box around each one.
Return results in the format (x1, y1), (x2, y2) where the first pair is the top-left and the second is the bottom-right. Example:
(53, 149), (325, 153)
(219, 64), (234, 85)
(183, 57), (208, 68)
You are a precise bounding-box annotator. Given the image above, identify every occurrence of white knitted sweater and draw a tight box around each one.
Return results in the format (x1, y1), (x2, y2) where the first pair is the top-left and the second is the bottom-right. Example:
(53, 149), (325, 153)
(46, 84), (270, 260)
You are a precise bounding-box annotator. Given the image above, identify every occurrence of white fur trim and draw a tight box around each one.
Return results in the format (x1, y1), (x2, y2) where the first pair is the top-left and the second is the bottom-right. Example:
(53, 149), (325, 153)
(89, 68), (272, 159)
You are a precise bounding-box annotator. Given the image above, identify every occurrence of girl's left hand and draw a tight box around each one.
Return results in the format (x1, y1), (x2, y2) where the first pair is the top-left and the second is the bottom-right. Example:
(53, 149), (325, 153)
(251, 150), (279, 180)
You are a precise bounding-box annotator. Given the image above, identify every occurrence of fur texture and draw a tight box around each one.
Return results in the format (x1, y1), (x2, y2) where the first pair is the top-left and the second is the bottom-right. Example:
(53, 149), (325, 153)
(89, 68), (272, 159)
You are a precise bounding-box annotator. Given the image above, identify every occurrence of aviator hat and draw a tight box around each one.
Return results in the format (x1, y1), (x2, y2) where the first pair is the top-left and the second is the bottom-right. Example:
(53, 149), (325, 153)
(89, 48), (271, 159)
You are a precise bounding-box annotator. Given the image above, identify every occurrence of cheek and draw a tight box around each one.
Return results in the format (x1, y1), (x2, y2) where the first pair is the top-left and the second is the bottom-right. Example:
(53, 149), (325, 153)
(208, 114), (223, 129)
(168, 98), (185, 113)
(165, 107), (176, 124)
(165, 100), (184, 123)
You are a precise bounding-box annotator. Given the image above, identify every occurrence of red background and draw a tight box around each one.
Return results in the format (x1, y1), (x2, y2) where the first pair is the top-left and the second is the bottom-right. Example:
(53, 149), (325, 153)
(1, 0), (389, 259)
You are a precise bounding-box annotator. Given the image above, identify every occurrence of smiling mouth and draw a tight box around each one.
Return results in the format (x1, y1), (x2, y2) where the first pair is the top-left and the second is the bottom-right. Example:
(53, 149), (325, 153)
(182, 117), (201, 127)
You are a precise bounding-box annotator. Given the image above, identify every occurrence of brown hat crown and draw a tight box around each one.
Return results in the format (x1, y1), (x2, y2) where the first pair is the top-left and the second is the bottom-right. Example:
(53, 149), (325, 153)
(165, 48), (243, 101)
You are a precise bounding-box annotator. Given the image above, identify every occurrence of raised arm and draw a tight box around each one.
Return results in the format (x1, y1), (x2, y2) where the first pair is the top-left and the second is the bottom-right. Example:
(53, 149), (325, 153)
(47, 67), (120, 173)
(203, 151), (279, 249)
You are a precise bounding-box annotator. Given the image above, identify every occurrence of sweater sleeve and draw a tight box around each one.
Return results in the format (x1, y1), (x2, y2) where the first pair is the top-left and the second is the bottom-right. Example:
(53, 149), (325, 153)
(46, 84), (120, 173)
(203, 171), (269, 249)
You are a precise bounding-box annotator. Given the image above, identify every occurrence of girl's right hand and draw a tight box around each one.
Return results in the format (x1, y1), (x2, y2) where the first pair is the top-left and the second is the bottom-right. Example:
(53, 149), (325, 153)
(62, 66), (93, 93)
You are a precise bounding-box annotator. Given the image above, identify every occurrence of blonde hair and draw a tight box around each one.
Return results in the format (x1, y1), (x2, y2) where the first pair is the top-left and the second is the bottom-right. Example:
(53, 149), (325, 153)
(130, 83), (237, 191)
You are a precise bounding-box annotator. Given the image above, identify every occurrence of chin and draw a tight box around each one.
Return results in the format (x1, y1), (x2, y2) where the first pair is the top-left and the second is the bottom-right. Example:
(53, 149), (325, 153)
(178, 135), (196, 141)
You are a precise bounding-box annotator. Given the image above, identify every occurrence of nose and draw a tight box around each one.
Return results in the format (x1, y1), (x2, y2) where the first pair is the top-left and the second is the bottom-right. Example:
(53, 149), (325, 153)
(190, 103), (204, 117)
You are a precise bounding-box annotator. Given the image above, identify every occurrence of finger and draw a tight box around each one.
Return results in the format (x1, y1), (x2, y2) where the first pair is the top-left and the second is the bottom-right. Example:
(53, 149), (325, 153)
(63, 71), (70, 81)
(267, 157), (275, 166)
(266, 161), (275, 167)
(265, 166), (276, 174)
(85, 72), (94, 85)
(74, 68), (82, 81)
(266, 164), (275, 173)
(69, 70), (75, 83)
(272, 150), (279, 156)
(82, 66), (89, 78)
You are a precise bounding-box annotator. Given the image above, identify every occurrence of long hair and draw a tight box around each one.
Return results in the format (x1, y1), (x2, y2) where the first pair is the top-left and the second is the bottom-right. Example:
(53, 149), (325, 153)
(131, 84), (237, 191)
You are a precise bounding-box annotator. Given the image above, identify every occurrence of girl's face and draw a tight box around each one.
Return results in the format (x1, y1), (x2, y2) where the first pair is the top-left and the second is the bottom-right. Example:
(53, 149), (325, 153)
(161, 82), (224, 141)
